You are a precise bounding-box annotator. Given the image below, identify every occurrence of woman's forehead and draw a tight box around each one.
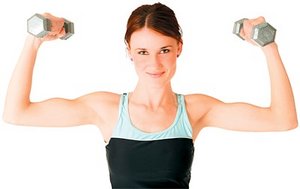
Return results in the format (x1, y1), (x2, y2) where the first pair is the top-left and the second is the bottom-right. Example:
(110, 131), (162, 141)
(129, 28), (177, 49)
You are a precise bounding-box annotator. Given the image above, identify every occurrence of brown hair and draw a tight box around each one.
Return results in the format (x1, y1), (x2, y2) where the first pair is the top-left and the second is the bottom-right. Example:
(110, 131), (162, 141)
(125, 2), (183, 47)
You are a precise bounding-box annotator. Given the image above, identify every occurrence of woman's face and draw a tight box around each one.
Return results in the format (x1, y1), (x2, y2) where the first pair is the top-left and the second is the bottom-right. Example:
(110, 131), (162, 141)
(128, 28), (182, 88)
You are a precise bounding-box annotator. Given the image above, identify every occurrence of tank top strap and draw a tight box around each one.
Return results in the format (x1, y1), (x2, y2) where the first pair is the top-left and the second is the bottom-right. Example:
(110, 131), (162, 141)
(176, 93), (193, 138)
(177, 94), (190, 122)
(117, 93), (127, 117)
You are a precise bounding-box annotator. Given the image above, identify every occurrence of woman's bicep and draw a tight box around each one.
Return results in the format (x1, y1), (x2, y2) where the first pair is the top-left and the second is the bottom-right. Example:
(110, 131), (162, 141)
(203, 101), (281, 132)
(12, 97), (98, 127)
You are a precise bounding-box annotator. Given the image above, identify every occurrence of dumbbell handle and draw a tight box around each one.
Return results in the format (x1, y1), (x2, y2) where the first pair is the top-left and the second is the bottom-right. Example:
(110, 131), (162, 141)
(27, 13), (74, 40)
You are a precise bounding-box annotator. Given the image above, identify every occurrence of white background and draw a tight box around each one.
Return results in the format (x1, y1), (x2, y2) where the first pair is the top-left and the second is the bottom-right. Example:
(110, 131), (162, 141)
(0, 0), (299, 188)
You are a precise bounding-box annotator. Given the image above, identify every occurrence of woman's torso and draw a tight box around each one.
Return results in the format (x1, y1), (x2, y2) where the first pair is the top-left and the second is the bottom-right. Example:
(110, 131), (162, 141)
(105, 93), (195, 188)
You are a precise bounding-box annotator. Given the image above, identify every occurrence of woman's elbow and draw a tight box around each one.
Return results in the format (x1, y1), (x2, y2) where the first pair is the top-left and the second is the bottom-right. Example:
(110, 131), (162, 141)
(287, 119), (298, 130)
(2, 110), (24, 125)
(3, 113), (16, 125)
(287, 113), (298, 130)
(277, 118), (298, 131)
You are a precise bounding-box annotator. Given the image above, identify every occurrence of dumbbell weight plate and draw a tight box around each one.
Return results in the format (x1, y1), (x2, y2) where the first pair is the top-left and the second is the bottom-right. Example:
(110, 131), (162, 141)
(60, 19), (75, 40)
(233, 18), (248, 40)
(252, 22), (276, 46)
(27, 13), (51, 38)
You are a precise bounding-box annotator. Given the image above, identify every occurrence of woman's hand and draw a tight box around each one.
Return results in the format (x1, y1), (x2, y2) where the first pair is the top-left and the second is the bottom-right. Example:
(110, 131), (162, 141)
(239, 16), (273, 47)
(35, 13), (66, 42)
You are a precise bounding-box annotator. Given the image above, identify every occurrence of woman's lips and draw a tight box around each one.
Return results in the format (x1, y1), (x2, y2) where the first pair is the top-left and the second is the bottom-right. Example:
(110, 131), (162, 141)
(146, 71), (165, 78)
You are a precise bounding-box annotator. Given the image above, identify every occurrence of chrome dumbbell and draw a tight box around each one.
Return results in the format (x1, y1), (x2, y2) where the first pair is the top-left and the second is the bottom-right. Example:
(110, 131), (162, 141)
(27, 13), (74, 40)
(233, 18), (276, 46)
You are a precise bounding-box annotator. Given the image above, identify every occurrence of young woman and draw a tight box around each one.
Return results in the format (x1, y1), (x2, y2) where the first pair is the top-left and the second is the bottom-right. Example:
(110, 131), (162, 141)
(3, 2), (297, 188)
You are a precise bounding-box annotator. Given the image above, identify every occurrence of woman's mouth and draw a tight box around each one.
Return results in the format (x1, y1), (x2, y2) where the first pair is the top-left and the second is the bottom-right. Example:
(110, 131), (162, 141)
(146, 71), (165, 78)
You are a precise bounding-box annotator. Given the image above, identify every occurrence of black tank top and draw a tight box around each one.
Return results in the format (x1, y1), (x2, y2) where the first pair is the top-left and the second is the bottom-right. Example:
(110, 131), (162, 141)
(106, 93), (195, 188)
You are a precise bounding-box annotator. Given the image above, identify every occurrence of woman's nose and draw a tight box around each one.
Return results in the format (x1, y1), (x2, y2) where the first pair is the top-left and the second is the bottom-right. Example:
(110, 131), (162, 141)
(148, 54), (161, 66)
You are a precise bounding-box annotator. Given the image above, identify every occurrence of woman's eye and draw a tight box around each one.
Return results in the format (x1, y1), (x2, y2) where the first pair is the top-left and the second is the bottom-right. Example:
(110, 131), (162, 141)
(138, 51), (149, 55)
(160, 49), (170, 54)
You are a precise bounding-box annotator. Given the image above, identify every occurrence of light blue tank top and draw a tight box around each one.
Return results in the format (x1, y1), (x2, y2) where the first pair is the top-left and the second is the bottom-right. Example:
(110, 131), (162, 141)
(111, 93), (193, 141)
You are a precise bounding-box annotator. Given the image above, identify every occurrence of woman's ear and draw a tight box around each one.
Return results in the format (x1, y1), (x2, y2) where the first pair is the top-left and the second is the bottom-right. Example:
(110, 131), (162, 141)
(127, 50), (133, 61)
(177, 42), (183, 57)
(125, 44), (133, 61)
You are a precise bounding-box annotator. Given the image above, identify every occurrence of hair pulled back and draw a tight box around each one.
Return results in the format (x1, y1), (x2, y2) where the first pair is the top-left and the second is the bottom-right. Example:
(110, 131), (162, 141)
(125, 3), (183, 46)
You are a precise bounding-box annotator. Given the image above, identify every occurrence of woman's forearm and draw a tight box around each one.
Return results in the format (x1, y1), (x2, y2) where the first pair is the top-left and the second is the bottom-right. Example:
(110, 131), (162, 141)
(3, 35), (43, 122)
(263, 43), (298, 128)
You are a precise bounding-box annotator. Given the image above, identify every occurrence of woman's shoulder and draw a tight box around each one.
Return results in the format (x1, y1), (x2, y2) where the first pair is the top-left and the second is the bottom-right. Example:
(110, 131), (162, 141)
(79, 91), (121, 110)
(183, 93), (222, 118)
(183, 94), (223, 135)
(84, 91), (121, 100)
(184, 93), (221, 105)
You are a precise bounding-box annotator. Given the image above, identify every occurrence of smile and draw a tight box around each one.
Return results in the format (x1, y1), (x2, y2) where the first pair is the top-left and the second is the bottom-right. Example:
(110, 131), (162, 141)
(146, 71), (165, 78)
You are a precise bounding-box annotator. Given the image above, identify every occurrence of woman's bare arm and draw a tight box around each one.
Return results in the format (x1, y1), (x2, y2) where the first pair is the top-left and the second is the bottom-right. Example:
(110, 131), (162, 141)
(3, 14), (119, 129)
(188, 17), (297, 135)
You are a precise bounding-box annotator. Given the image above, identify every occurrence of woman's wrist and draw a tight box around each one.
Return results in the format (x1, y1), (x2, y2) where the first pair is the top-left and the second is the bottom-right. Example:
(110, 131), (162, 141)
(261, 42), (278, 54)
(25, 35), (43, 50)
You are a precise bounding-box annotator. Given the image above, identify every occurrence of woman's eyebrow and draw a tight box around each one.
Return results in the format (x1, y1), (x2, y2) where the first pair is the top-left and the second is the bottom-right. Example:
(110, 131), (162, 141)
(160, 45), (172, 49)
(134, 45), (173, 51)
(135, 48), (147, 51)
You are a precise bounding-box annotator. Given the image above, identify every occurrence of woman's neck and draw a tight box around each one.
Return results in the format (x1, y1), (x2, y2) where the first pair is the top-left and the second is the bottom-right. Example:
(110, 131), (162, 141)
(129, 82), (176, 111)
